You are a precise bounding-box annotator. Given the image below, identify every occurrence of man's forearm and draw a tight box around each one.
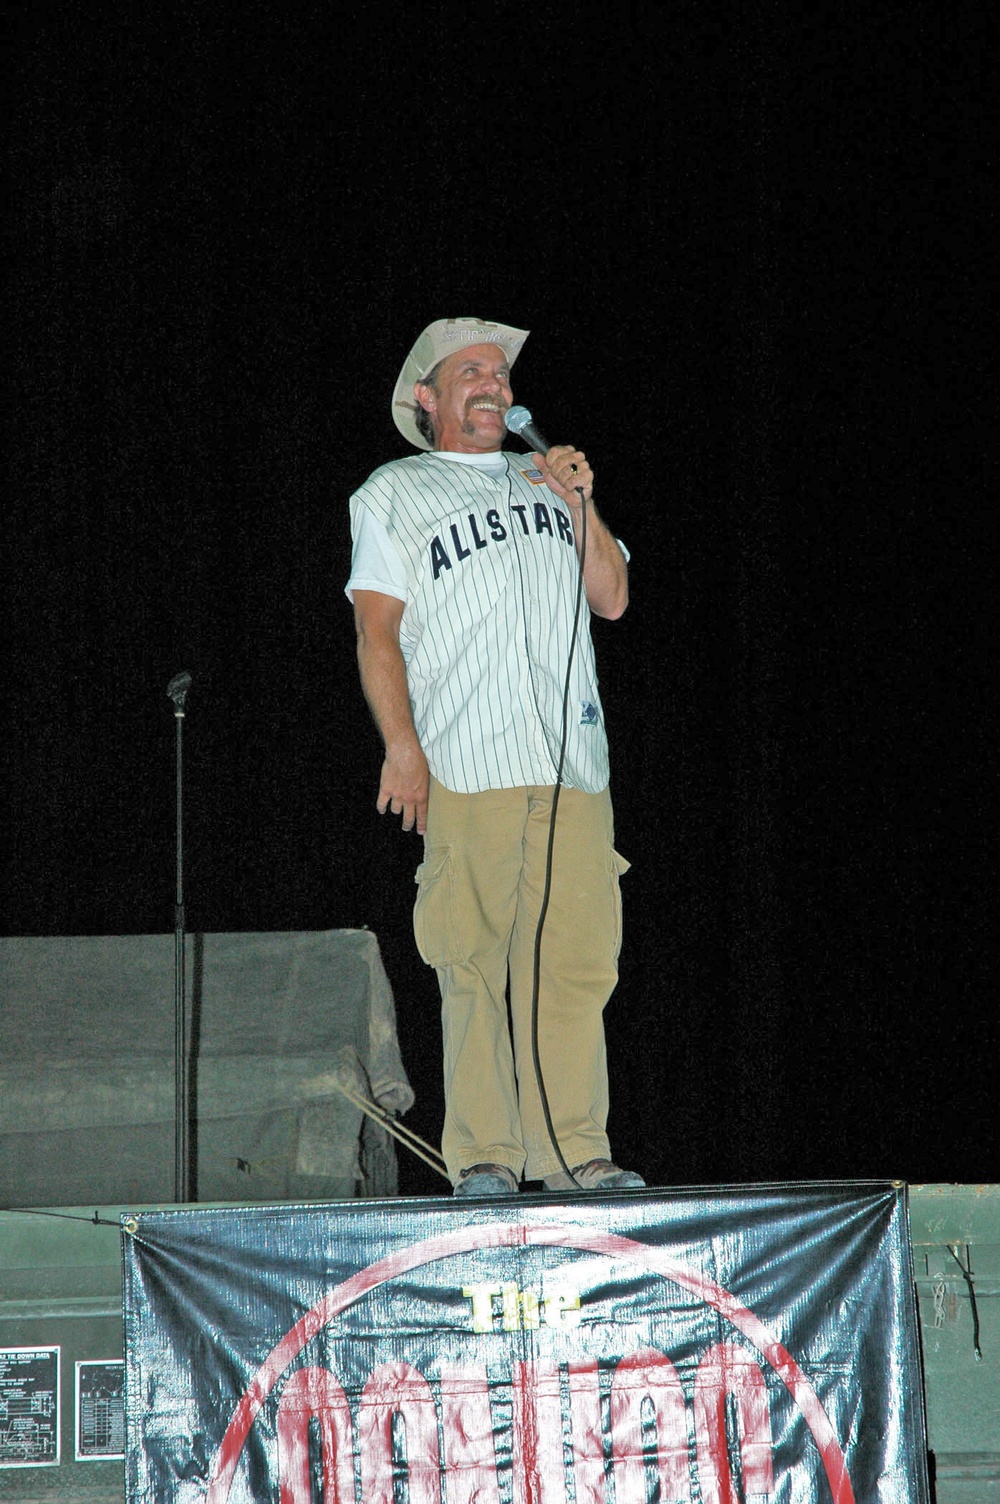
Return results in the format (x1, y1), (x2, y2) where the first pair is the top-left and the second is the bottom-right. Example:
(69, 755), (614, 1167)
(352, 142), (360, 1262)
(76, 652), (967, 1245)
(355, 621), (429, 833)
(573, 500), (629, 620)
(534, 445), (628, 621)
(356, 629), (421, 754)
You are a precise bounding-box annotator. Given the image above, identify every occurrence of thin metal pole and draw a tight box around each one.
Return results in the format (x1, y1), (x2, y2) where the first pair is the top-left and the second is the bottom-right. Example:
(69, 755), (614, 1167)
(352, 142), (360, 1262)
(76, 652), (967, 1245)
(167, 672), (192, 1202)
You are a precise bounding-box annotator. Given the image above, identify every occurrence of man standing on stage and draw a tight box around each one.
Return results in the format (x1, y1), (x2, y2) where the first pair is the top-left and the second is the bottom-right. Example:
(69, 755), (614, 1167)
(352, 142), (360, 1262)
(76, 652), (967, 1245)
(346, 317), (643, 1197)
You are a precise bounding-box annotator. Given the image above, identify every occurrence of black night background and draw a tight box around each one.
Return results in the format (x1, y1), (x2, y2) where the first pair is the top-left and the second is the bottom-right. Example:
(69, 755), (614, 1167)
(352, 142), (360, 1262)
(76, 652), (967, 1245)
(3, 3), (994, 1198)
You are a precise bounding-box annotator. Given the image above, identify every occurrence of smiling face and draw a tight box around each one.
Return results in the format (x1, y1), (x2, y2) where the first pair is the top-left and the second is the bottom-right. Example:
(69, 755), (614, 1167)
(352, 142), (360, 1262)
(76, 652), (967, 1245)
(414, 343), (514, 453)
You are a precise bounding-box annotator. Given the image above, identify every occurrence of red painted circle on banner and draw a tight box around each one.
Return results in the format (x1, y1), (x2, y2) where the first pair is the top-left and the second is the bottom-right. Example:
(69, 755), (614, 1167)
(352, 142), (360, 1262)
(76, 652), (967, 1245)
(205, 1218), (854, 1503)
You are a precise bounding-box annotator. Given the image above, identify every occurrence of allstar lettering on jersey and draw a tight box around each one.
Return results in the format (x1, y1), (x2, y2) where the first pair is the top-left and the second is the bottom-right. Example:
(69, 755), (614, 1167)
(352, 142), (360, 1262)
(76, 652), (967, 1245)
(429, 501), (575, 581)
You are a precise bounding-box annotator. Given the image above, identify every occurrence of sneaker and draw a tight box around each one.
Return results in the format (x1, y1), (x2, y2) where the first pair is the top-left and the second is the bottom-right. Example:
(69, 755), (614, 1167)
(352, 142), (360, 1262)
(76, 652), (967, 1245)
(542, 1159), (646, 1192)
(453, 1163), (520, 1198)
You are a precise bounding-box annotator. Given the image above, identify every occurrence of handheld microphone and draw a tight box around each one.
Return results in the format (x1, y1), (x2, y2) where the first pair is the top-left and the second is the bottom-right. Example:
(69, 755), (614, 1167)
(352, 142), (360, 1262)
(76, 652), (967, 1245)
(505, 405), (586, 495)
(504, 405), (550, 454)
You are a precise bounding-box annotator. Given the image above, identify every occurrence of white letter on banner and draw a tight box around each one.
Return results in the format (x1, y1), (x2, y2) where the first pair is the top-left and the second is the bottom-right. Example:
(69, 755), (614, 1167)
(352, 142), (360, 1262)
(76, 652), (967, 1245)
(439, 1364), (502, 1504)
(276, 1366), (355, 1504)
(610, 1349), (692, 1503)
(692, 1342), (775, 1504)
(502, 1282), (541, 1330)
(545, 1287), (582, 1329)
(358, 1361), (442, 1504)
(463, 1283), (504, 1332)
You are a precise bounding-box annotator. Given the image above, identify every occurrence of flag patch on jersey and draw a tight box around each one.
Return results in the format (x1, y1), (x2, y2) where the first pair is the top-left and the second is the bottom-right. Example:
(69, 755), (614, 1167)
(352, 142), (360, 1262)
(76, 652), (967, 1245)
(580, 701), (599, 725)
(519, 467), (546, 485)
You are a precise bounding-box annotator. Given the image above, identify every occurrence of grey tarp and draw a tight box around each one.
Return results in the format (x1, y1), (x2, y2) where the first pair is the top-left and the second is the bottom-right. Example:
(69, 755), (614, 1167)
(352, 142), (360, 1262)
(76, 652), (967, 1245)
(0, 929), (415, 1206)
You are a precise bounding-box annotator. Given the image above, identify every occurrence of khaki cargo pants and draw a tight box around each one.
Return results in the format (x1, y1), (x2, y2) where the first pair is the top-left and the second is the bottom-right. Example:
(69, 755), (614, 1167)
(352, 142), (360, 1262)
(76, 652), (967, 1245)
(413, 777), (629, 1184)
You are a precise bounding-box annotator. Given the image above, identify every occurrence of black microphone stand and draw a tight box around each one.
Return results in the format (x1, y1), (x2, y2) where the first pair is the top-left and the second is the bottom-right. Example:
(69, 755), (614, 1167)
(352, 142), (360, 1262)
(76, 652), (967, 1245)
(167, 671), (193, 1202)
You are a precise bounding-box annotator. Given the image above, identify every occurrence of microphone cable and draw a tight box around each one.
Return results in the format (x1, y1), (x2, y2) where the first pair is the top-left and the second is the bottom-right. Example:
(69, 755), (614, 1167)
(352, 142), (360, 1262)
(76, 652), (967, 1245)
(527, 473), (591, 1193)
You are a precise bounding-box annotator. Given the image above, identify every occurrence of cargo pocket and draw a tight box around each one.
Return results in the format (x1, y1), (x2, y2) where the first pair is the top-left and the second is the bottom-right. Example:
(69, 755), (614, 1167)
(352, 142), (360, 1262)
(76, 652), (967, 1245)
(413, 846), (462, 967)
(610, 849), (631, 961)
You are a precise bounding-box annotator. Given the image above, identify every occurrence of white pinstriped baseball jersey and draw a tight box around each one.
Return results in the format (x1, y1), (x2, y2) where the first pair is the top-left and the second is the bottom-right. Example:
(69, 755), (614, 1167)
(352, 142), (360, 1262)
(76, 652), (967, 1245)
(347, 450), (615, 795)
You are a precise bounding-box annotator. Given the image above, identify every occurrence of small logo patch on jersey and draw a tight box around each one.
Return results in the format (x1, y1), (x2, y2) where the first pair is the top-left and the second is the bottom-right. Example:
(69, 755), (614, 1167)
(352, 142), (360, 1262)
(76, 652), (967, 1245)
(580, 701), (599, 726)
(519, 467), (546, 485)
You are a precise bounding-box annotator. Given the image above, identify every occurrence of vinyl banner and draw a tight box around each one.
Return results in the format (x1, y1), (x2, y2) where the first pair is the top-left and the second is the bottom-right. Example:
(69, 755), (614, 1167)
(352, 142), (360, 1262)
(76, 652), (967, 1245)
(122, 1181), (930, 1503)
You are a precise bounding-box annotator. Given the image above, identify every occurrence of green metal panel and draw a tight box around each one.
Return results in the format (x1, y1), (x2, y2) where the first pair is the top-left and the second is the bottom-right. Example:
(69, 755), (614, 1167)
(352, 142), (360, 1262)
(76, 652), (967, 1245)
(0, 1207), (126, 1503)
(910, 1184), (1000, 1504)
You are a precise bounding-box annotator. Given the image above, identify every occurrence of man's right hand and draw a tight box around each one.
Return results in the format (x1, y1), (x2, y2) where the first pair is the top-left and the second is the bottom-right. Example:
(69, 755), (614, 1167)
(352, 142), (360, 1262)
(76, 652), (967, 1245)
(377, 740), (429, 834)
